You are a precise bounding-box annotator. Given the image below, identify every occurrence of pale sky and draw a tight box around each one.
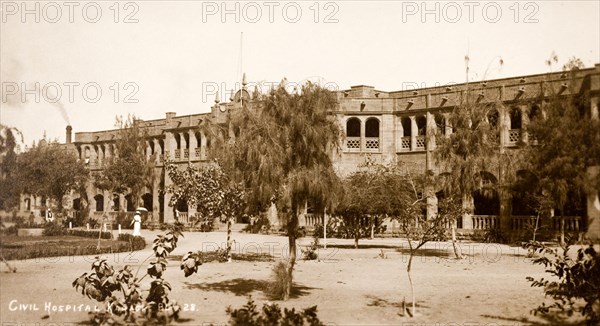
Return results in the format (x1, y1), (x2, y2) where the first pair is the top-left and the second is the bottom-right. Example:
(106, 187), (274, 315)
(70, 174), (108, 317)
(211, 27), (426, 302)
(1, 0), (599, 146)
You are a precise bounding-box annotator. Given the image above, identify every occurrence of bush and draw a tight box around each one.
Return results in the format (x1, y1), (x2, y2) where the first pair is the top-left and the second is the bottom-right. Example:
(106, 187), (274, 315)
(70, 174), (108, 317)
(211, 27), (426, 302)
(302, 238), (319, 261)
(227, 296), (324, 326)
(526, 242), (600, 325)
(244, 215), (271, 234)
(269, 261), (292, 301)
(117, 233), (147, 250)
(42, 222), (66, 236)
(68, 229), (112, 239)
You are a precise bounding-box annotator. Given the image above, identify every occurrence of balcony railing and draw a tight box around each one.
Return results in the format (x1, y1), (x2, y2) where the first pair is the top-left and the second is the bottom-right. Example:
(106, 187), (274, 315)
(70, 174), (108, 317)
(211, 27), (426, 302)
(552, 216), (581, 232)
(472, 215), (499, 229)
(508, 129), (521, 145)
(195, 148), (202, 159)
(401, 136), (411, 150)
(174, 149), (181, 160)
(346, 137), (360, 150)
(304, 213), (320, 226)
(415, 136), (426, 149)
(511, 215), (538, 230)
(184, 148), (189, 159)
(365, 137), (379, 150)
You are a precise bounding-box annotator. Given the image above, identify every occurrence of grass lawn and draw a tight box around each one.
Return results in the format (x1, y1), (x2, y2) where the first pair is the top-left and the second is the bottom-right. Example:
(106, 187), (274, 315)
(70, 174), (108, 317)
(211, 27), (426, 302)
(0, 235), (146, 260)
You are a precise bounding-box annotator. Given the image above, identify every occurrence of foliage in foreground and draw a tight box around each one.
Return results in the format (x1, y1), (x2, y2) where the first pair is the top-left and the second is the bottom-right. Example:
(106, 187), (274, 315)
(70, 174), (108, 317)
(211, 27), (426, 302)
(72, 223), (202, 325)
(525, 241), (600, 325)
(226, 296), (324, 326)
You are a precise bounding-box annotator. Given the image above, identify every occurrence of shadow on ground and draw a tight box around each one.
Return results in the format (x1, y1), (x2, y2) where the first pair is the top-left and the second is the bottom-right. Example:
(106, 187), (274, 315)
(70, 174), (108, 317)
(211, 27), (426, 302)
(480, 313), (588, 326)
(185, 278), (318, 299)
(365, 295), (429, 309)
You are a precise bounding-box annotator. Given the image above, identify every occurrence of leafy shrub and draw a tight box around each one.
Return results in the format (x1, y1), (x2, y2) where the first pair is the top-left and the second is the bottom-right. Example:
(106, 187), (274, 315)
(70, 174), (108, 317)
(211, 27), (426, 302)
(244, 215), (271, 234)
(526, 242), (600, 325)
(226, 296), (324, 326)
(269, 261), (292, 300)
(42, 222), (66, 236)
(67, 229), (113, 239)
(72, 223), (198, 325)
(302, 238), (319, 261)
(117, 233), (147, 250)
(313, 215), (386, 240)
(1, 224), (18, 236)
(471, 228), (506, 243)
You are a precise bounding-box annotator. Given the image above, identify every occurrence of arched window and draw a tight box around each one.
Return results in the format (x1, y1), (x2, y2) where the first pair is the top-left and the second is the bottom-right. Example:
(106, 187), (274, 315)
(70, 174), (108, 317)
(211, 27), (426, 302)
(346, 118), (361, 137)
(473, 171), (499, 216)
(94, 194), (104, 212)
(125, 194), (135, 212)
(401, 117), (411, 137)
(112, 194), (120, 211)
(365, 118), (380, 137)
(24, 198), (31, 211)
(416, 116), (427, 136)
(487, 109), (500, 128)
(142, 193), (153, 212)
(365, 118), (380, 150)
(434, 114), (446, 135)
(510, 107), (522, 129)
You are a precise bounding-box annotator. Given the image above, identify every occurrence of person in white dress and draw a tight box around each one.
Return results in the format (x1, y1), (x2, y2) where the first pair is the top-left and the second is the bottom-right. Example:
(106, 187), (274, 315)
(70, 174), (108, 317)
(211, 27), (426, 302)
(131, 211), (142, 236)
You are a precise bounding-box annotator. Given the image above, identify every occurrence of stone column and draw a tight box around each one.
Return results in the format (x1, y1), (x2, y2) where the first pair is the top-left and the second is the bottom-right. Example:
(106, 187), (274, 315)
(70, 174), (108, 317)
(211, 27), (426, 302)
(410, 116), (417, 150)
(444, 113), (452, 136)
(200, 131), (207, 160)
(119, 194), (126, 212)
(521, 104), (530, 143)
(462, 194), (474, 229)
(153, 138), (161, 163)
(165, 132), (175, 160)
(360, 117), (366, 151)
(188, 129), (197, 161)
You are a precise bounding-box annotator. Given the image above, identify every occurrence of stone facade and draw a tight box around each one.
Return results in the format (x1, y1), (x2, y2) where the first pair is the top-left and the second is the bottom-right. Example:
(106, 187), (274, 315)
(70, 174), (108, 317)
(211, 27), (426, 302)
(18, 64), (600, 239)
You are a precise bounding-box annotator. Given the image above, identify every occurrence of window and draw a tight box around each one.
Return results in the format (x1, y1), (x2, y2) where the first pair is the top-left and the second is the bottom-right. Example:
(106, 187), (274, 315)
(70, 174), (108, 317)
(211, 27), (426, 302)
(346, 118), (361, 149)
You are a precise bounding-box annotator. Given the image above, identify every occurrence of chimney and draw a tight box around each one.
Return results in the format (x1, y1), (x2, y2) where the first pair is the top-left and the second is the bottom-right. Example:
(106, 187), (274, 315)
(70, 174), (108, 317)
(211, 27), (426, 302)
(66, 125), (72, 144)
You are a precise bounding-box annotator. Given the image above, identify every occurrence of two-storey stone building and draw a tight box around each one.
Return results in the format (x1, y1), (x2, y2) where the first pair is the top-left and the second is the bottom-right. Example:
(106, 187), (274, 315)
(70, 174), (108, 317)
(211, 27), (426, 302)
(19, 64), (600, 239)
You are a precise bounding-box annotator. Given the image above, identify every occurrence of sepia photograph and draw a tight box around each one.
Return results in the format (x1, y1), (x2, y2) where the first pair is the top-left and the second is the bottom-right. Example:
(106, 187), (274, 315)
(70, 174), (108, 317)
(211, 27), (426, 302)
(1, 1), (599, 325)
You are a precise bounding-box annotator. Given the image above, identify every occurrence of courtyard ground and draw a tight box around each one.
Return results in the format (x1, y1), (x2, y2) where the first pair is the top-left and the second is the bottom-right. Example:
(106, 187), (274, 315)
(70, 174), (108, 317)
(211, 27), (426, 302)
(0, 230), (587, 325)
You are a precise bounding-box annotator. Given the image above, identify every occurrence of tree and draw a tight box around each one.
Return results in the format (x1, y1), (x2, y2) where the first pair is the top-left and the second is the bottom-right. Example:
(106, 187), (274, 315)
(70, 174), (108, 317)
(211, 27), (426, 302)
(166, 163), (246, 261)
(433, 60), (523, 241)
(0, 126), (22, 210)
(335, 163), (405, 248)
(95, 116), (154, 211)
(17, 140), (88, 212)
(524, 58), (600, 244)
(206, 81), (342, 300)
(392, 167), (450, 318)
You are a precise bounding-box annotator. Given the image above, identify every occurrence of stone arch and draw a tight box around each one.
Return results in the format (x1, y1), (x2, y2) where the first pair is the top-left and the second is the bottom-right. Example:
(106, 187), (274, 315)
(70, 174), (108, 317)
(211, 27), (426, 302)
(112, 194), (120, 211)
(125, 194), (135, 212)
(94, 194), (104, 212)
(510, 107), (522, 129)
(416, 115), (427, 135)
(142, 193), (153, 212)
(401, 117), (411, 137)
(346, 117), (361, 137)
(473, 171), (499, 216)
(365, 117), (380, 137)
(511, 170), (539, 216)
(434, 113), (446, 135)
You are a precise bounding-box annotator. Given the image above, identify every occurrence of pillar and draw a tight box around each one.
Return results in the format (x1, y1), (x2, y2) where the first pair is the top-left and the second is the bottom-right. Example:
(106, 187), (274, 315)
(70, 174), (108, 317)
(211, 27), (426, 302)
(200, 131), (207, 160)
(360, 117), (366, 151)
(410, 115), (417, 150)
(188, 129), (197, 161)
(462, 194), (474, 229)
(153, 138), (161, 163)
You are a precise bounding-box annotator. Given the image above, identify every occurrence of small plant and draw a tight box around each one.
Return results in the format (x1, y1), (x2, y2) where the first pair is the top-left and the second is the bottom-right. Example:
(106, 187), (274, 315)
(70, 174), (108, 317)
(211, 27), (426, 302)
(526, 242), (600, 325)
(301, 238), (319, 261)
(269, 261), (292, 301)
(226, 296), (324, 326)
(72, 223), (202, 325)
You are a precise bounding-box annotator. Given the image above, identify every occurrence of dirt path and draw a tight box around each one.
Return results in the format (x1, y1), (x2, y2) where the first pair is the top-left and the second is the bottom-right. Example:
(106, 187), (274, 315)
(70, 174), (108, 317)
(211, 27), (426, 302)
(0, 231), (576, 325)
